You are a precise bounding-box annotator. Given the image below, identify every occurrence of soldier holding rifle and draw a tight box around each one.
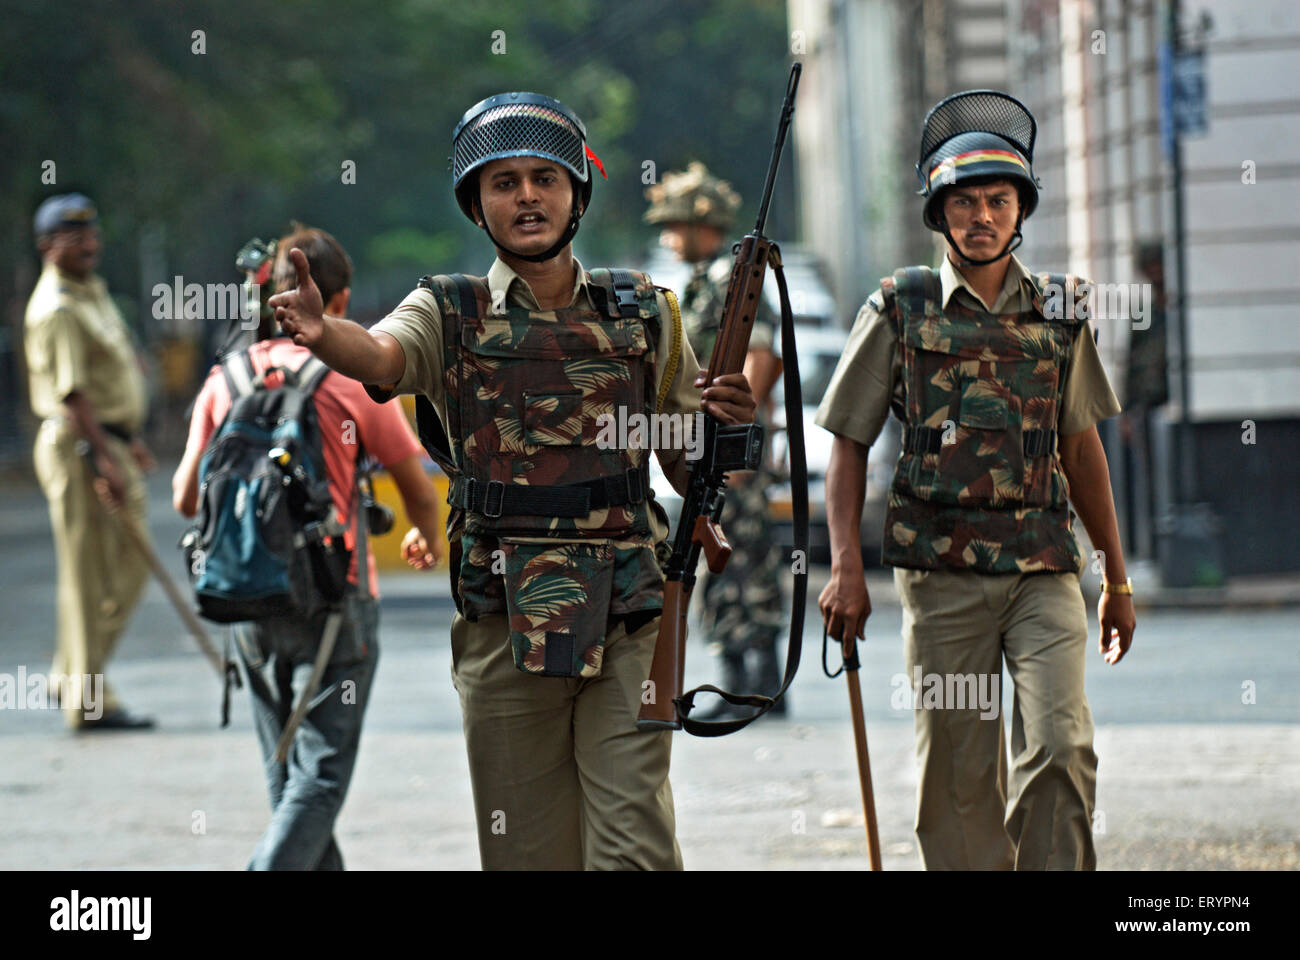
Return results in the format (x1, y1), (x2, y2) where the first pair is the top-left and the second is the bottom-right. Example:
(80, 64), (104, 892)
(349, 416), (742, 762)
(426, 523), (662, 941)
(644, 162), (787, 719)
(270, 92), (756, 869)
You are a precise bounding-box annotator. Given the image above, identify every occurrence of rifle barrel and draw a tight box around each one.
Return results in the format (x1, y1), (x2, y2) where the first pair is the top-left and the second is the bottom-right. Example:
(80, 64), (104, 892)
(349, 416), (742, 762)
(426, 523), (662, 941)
(752, 62), (802, 236)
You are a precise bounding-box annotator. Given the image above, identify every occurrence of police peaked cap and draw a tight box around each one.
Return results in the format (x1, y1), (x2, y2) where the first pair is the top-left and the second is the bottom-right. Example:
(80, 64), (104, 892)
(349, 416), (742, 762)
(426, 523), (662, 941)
(34, 193), (98, 238)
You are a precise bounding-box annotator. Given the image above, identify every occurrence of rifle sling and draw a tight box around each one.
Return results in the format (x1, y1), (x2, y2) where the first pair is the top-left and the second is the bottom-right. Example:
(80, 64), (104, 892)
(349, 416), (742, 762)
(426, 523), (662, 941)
(676, 247), (809, 737)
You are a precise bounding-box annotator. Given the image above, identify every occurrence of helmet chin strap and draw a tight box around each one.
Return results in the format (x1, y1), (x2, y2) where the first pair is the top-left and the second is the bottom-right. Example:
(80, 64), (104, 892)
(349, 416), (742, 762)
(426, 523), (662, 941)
(940, 215), (1024, 267)
(479, 199), (583, 264)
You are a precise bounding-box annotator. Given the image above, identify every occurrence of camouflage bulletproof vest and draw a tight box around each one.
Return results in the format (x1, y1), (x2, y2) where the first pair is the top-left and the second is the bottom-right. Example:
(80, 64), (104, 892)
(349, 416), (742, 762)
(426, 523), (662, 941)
(418, 269), (667, 678)
(679, 255), (731, 365)
(882, 265), (1086, 574)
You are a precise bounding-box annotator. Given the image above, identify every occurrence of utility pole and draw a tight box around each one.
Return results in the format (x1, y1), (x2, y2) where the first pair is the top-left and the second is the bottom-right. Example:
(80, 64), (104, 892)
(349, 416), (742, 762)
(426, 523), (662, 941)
(1165, 0), (1193, 503)
(1160, 0), (1221, 586)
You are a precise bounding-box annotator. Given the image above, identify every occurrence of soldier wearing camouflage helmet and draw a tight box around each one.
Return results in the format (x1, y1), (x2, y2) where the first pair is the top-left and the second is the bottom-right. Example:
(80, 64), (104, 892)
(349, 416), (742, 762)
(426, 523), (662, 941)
(816, 91), (1136, 869)
(271, 94), (758, 869)
(645, 162), (788, 719)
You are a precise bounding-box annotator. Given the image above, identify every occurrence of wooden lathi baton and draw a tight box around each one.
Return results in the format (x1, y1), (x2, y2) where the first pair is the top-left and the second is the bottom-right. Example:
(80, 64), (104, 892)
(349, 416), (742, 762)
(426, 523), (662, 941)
(824, 622), (882, 869)
(77, 438), (227, 681)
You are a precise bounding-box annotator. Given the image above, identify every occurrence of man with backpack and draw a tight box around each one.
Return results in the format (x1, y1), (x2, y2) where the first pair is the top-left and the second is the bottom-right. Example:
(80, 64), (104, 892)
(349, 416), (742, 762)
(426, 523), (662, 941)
(172, 225), (442, 870)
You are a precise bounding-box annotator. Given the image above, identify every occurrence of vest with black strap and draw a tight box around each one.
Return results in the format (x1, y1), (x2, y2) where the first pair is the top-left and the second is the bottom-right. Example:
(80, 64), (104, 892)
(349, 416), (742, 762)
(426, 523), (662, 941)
(881, 265), (1086, 574)
(412, 269), (669, 677)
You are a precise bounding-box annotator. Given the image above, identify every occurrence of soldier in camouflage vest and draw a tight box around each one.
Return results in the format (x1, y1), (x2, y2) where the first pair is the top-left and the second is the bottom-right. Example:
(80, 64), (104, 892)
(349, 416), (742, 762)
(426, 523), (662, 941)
(644, 162), (788, 719)
(271, 94), (757, 870)
(816, 92), (1136, 870)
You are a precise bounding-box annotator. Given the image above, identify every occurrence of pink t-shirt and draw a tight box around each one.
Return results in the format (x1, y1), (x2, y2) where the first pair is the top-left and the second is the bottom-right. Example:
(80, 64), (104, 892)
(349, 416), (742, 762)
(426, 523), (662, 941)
(187, 338), (423, 599)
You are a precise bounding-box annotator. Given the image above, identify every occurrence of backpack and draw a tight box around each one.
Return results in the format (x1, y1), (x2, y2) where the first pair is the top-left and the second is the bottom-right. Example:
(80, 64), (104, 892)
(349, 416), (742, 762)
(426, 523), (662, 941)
(182, 349), (357, 624)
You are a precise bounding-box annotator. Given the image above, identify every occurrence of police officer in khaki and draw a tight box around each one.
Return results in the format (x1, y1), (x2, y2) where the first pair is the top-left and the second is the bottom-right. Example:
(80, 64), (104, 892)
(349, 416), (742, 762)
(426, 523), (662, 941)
(817, 92), (1136, 869)
(270, 94), (757, 869)
(644, 162), (787, 718)
(25, 193), (156, 730)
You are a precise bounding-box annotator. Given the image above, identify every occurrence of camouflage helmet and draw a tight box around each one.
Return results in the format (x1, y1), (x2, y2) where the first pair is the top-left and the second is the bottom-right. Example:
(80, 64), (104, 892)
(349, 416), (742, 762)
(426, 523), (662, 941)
(643, 162), (741, 229)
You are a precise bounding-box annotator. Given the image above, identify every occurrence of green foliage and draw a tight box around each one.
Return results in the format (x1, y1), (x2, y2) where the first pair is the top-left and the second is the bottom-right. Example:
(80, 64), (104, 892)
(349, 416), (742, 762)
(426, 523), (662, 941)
(1, 0), (790, 347)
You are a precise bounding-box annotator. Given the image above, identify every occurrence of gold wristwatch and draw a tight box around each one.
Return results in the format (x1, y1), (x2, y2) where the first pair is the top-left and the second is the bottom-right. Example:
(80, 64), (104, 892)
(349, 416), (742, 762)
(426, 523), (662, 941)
(1101, 577), (1133, 595)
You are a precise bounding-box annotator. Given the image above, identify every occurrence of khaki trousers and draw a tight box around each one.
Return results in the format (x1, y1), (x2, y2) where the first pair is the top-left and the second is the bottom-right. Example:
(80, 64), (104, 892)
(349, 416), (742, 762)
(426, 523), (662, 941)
(895, 568), (1098, 870)
(34, 420), (150, 728)
(450, 610), (683, 870)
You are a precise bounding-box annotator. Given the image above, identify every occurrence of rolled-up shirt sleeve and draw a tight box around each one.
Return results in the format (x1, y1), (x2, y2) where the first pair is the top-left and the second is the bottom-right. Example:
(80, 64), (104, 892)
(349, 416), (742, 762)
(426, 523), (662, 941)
(651, 289), (703, 475)
(1058, 322), (1122, 436)
(364, 287), (445, 405)
(38, 307), (89, 404)
(814, 295), (900, 449)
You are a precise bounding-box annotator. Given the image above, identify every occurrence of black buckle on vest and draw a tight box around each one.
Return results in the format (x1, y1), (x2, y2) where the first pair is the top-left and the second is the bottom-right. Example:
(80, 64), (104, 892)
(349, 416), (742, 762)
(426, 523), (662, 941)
(903, 425), (943, 454)
(625, 467), (645, 505)
(482, 480), (506, 518)
(1023, 429), (1056, 458)
(905, 425), (1058, 458)
(463, 478), (507, 518)
(609, 270), (642, 319)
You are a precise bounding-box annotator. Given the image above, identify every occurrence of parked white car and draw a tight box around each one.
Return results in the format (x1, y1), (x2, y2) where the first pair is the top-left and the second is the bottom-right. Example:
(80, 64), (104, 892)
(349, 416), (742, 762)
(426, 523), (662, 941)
(767, 324), (899, 565)
(648, 324), (899, 567)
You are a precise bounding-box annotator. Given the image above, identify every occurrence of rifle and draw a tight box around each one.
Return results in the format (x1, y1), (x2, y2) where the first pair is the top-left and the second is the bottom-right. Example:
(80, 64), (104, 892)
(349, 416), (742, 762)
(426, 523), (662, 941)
(638, 63), (808, 736)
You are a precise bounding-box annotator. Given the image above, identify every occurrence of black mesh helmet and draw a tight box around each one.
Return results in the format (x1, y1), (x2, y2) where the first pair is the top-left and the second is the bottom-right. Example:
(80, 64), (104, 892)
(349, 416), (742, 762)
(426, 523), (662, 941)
(451, 92), (596, 261)
(915, 90), (1040, 265)
(916, 90), (1040, 231)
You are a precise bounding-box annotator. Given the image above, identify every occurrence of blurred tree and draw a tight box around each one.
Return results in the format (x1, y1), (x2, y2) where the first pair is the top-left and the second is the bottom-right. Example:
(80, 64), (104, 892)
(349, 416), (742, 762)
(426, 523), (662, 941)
(0, 0), (789, 451)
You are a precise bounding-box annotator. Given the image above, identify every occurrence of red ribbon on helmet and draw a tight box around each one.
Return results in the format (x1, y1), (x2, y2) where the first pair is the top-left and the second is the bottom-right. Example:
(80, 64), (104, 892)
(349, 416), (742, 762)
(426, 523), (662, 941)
(585, 144), (607, 180)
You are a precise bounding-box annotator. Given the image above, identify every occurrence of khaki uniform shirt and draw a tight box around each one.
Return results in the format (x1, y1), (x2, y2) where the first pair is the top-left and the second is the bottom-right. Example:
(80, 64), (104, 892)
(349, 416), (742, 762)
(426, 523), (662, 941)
(25, 263), (148, 432)
(364, 257), (703, 540)
(816, 254), (1121, 449)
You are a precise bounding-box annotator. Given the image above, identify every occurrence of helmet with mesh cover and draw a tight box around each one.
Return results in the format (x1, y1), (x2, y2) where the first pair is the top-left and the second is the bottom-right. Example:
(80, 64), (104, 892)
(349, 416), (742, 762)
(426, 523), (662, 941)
(915, 90), (1041, 264)
(451, 92), (604, 263)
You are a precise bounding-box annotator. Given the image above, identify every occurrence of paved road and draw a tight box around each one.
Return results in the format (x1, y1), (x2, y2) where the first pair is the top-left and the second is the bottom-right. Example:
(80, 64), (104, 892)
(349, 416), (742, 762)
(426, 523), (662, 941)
(1, 463), (1296, 869)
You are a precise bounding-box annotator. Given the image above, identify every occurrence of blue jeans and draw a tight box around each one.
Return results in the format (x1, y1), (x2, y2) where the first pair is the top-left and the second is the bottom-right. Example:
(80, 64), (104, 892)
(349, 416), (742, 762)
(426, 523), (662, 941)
(233, 593), (379, 870)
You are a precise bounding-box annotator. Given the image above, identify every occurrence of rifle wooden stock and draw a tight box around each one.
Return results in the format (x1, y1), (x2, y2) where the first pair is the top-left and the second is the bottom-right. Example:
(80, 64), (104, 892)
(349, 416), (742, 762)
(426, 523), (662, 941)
(637, 579), (689, 730)
(693, 515), (731, 573)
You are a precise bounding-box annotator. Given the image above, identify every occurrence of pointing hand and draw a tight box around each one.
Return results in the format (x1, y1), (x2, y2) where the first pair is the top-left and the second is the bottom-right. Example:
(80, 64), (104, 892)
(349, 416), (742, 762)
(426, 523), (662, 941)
(267, 248), (325, 348)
